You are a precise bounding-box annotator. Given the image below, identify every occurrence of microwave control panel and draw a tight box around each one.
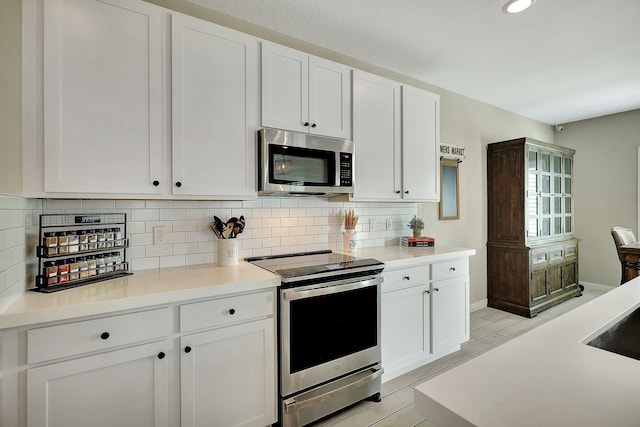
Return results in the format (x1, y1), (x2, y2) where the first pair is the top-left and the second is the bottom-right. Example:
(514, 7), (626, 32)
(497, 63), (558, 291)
(339, 152), (353, 186)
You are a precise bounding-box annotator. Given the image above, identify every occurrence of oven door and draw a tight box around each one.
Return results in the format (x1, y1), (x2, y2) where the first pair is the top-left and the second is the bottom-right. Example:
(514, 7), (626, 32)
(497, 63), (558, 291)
(280, 276), (382, 397)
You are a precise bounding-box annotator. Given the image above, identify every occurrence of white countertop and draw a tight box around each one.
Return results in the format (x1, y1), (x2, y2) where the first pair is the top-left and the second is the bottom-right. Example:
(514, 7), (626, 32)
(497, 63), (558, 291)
(414, 278), (640, 427)
(0, 245), (475, 330)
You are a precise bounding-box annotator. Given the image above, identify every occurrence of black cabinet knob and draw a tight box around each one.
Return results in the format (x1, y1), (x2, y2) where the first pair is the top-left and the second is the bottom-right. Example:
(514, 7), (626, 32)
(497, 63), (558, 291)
(403, 276), (410, 280)
(434, 287), (440, 292)
(404, 190), (410, 194)
(395, 190), (401, 194)
(157, 352), (165, 359)
(229, 308), (236, 315)
(175, 181), (182, 188)
(185, 346), (192, 353)
(304, 122), (310, 127)
(152, 180), (160, 186)
(311, 123), (317, 128)
(100, 332), (110, 340)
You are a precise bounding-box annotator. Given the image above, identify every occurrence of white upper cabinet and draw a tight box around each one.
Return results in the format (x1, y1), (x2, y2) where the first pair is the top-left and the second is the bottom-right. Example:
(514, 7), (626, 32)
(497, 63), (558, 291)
(261, 42), (352, 139)
(401, 85), (440, 202)
(43, 0), (164, 194)
(351, 71), (440, 202)
(171, 14), (259, 198)
(351, 70), (402, 200)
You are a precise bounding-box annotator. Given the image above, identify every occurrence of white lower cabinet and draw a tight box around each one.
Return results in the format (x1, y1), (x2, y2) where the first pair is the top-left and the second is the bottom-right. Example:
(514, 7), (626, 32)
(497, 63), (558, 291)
(180, 318), (275, 427)
(381, 257), (470, 381)
(2, 289), (276, 427)
(27, 341), (170, 427)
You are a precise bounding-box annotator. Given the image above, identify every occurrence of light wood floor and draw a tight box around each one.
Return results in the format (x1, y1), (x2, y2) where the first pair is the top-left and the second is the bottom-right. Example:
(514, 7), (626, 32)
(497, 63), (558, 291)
(312, 287), (608, 427)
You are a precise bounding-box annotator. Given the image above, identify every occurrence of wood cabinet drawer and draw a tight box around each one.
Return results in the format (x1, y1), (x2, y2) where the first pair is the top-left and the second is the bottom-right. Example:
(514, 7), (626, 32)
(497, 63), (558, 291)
(565, 244), (577, 259)
(27, 308), (171, 364)
(530, 249), (548, 269)
(548, 247), (564, 264)
(382, 265), (428, 292)
(180, 290), (274, 333)
(431, 258), (468, 281)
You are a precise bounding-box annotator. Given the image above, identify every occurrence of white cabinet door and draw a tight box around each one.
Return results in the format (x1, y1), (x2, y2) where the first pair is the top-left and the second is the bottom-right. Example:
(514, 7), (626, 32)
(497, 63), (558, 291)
(262, 43), (351, 138)
(351, 70), (402, 200)
(181, 318), (276, 427)
(308, 56), (352, 139)
(27, 341), (169, 427)
(261, 43), (309, 133)
(401, 86), (440, 201)
(43, 0), (164, 194)
(171, 14), (259, 198)
(431, 277), (469, 353)
(381, 283), (430, 376)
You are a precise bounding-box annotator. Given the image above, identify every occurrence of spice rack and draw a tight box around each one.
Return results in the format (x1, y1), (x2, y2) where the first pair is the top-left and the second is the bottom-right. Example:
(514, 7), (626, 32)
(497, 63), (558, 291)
(34, 213), (132, 293)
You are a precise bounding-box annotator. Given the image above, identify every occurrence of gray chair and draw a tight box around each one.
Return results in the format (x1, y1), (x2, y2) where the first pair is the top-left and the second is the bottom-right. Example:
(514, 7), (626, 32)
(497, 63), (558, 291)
(611, 227), (637, 284)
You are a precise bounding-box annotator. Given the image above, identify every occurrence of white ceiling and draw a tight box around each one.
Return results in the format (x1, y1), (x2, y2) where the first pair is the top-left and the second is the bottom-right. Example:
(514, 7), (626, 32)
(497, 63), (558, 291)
(186, 0), (640, 125)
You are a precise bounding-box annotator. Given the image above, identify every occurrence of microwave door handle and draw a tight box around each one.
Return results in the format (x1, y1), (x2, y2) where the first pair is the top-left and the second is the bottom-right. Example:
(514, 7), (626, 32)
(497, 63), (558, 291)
(282, 365), (383, 414)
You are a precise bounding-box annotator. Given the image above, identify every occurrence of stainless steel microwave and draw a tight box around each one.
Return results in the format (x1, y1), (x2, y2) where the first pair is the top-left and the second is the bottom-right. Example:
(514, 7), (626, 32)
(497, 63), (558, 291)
(258, 128), (354, 197)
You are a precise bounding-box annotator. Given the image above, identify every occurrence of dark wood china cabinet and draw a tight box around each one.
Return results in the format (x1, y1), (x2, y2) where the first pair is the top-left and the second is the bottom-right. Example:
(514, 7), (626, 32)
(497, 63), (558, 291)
(487, 137), (580, 318)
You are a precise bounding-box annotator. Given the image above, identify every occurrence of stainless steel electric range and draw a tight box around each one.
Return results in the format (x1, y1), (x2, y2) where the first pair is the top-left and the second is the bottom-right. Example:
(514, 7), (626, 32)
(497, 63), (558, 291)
(246, 250), (385, 427)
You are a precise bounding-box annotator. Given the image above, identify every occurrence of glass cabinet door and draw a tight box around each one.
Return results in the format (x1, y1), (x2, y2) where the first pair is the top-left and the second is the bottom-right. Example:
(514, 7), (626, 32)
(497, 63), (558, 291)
(525, 146), (574, 241)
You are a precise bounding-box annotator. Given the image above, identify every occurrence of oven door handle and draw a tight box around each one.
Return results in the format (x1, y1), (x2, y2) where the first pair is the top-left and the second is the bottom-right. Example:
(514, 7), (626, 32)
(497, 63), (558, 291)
(283, 276), (382, 301)
(283, 365), (384, 414)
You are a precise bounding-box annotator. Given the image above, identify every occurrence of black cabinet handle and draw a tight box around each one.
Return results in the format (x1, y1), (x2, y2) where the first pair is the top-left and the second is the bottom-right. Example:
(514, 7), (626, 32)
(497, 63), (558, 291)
(157, 352), (165, 359)
(450, 267), (456, 271)
(152, 180), (160, 186)
(229, 308), (236, 315)
(311, 123), (317, 128)
(175, 181), (182, 188)
(434, 287), (440, 292)
(404, 190), (410, 194)
(304, 122), (310, 127)
(403, 276), (410, 280)
(100, 332), (110, 340)
(185, 346), (192, 353)
(395, 190), (401, 194)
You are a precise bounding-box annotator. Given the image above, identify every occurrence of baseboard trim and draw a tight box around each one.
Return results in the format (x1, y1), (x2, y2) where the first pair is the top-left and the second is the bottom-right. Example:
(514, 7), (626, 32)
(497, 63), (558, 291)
(470, 299), (488, 312)
(579, 281), (616, 293)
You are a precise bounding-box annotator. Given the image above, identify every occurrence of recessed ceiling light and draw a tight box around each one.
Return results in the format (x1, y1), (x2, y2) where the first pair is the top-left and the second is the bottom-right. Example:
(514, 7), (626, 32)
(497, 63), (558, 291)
(503, 0), (536, 14)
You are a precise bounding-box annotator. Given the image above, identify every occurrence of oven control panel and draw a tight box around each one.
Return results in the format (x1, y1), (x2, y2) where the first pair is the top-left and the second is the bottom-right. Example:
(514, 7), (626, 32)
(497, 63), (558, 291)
(339, 152), (353, 186)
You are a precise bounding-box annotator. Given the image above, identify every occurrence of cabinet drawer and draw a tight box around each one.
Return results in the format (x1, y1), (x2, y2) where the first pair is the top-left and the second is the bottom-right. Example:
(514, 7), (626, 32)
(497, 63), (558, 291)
(27, 308), (170, 364)
(180, 290), (274, 332)
(548, 247), (564, 264)
(530, 249), (548, 269)
(565, 244), (577, 260)
(431, 258), (468, 281)
(382, 265), (428, 292)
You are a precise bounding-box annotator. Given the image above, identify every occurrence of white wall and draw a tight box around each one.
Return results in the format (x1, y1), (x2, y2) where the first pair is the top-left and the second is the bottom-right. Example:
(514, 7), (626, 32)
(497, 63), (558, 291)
(555, 109), (640, 287)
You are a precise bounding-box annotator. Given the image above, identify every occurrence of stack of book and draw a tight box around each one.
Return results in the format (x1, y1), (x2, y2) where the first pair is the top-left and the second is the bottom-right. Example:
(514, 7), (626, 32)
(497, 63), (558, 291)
(401, 236), (435, 247)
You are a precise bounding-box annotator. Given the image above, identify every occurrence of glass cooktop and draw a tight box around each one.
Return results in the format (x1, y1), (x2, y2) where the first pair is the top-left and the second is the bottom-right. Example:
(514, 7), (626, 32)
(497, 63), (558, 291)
(245, 250), (384, 283)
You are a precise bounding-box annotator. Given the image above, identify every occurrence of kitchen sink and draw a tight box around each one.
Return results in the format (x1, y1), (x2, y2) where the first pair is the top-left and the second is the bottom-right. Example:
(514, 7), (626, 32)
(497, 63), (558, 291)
(587, 305), (640, 361)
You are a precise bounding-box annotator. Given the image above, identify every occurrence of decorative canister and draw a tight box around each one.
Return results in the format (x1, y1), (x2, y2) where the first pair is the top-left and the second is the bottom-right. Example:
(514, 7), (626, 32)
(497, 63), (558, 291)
(218, 239), (239, 266)
(343, 229), (357, 252)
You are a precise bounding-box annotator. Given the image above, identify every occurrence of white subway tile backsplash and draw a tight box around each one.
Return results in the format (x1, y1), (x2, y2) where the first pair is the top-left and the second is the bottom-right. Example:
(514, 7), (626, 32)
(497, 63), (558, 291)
(0, 195), (417, 306)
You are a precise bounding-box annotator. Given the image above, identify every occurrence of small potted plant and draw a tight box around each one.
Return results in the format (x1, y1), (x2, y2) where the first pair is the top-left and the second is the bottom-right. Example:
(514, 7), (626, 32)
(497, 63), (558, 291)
(408, 215), (425, 238)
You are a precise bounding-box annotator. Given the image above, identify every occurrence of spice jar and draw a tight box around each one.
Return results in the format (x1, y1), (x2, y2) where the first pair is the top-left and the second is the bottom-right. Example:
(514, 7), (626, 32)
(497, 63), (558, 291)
(43, 232), (58, 256)
(87, 230), (98, 250)
(112, 251), (122, 271)
(114, 227), (123, 246)
(68, 231), (79, 253)
(57, 231), (69, 254)
(104, 253), (114, 273)
(68, 257), (79, 281)
(96, 254), (106, 275)
(78, 229), (89, 251)
(44, 261), (58, 285)
(87, 255), (97, 276)
(78, 257), (89, 279)
(106, 228), (115, 248)
(96, 229), (106, 249)
(56, 259), (69, 283)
